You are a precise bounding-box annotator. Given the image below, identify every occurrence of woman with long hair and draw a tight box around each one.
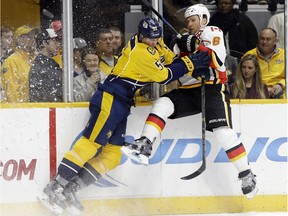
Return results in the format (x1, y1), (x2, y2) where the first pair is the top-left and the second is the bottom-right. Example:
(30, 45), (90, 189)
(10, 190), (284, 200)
(230, 54), (269, 99)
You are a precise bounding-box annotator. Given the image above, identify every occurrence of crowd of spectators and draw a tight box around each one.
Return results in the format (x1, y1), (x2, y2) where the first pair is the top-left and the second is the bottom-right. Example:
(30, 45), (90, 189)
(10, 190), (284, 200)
(0, 21), (124, 103)
(0, 2), (286, 103)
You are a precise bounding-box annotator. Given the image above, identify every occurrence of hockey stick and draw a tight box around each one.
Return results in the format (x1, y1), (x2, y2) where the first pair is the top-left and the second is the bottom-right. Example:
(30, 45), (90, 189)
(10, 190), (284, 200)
(141, 0), (207, 179)
(140, 0), (181, 38)
(181, 75), (206, 180)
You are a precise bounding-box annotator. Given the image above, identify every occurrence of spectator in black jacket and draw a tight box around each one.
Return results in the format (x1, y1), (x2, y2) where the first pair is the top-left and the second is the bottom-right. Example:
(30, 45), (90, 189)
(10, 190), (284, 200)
(29, 29), (63, 102)
(209, 0), (258, 61)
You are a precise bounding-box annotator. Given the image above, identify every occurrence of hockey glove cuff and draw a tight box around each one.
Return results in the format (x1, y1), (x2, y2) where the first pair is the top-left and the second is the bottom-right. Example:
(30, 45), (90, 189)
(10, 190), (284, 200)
(192, 68), (211, 80)
(176, 35), (200, 52)
(181, 51), (211, 73)
(217, 71), (228, 84)
(197, 45), (212, 56)
(189, 51), (211, 70)
(181, 56), (195, 72)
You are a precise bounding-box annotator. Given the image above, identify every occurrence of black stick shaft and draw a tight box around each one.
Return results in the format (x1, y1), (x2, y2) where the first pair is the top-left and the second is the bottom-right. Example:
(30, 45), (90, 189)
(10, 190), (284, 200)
(201, 76), (206, 170)
(181, 76), (206, 180)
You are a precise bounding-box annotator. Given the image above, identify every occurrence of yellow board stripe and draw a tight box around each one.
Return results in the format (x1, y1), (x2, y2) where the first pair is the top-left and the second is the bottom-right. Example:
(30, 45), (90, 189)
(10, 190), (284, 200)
(0, 99), (286, 109)
(1, 195), (286, 216)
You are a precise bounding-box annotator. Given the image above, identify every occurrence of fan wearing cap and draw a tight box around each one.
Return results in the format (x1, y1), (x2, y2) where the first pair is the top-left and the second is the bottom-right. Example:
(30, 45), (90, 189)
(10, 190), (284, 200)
(50, 20), (63, 68)
(73, 37), (87, 77)
(28, 29), (63, 102)
(50, 20), (62, 33)
(1, 25), (38, 103)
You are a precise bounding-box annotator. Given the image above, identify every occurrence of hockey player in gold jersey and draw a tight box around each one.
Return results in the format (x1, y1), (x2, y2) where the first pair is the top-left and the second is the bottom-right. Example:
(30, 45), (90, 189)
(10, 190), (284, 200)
(38, 17), (211, 215)
(122, 4), (258, 200)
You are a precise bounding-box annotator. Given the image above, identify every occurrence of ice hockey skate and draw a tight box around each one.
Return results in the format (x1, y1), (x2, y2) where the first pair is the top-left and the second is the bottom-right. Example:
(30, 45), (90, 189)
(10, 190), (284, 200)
(37, 180), (67, 215)
(63, 181), (84, 216)
(238, 169), (258, 199)
(121, 137), (152, 165)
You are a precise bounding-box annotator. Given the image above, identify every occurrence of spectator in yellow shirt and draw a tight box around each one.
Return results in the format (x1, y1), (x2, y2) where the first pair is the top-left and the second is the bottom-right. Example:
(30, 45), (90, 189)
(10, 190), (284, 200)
(1, 25), (38, 103)
(244, 27), (285, 98)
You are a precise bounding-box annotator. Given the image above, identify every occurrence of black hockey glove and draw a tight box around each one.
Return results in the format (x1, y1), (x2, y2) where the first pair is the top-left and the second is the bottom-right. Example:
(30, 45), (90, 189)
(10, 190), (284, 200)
(181, 51), (210, 73)
(192, 67), (211, 80)
(176, 35), (200, 52)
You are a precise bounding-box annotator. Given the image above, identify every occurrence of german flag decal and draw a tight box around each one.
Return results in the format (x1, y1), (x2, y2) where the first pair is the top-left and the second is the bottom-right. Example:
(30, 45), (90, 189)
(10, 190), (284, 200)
(146, 114), (165, 133)
(226, 143), (247, 162)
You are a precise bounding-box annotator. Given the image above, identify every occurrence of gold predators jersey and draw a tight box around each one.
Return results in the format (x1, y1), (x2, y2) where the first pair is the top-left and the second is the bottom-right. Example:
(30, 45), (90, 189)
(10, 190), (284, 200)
(111, 34), (177, 89)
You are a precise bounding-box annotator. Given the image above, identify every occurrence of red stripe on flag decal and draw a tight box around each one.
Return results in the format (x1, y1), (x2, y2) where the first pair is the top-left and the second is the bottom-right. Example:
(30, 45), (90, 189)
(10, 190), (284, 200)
(49, 108), (57, 180)
(146, 114), (165, 131)
(226, 143), (246, 160)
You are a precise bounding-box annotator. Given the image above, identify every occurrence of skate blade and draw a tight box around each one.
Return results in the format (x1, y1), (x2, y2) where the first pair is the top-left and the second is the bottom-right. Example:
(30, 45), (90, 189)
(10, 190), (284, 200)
(246, 187), (258, 199)
(37, 193), (64, 216)
(121, 146), (149, 165)
(121, 145), (140, 154)
(66, 205), (83, 216)
(66, 204), (84, 216)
